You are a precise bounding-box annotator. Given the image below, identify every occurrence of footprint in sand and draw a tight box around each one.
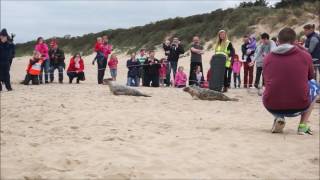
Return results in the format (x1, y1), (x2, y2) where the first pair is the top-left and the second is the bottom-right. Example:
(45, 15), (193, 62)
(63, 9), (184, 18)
(29, 142), (40, 147)
(70, 126), (79, 130)
(309, 157), (319, 165)
(102, 137), (125, 142)
(24, 174), (43, 180)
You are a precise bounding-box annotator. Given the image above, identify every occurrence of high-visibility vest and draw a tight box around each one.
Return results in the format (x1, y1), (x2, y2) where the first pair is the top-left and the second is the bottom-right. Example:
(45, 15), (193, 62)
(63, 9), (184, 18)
(215, 40), (231, 68)
(28, 59), (44, 75)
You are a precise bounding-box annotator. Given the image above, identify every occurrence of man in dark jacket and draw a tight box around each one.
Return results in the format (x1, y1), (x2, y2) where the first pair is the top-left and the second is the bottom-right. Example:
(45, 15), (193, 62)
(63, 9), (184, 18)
(263, 27), (316, 135)
(304, 24), (320, 82)
(49, 44), (65, 83)
(0, 29), (14, 91)
(143, 50), (161, 87)
(163, 37), (184, 86)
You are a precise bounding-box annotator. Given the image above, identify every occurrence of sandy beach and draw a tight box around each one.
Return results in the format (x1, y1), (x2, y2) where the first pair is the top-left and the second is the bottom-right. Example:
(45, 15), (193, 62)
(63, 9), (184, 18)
(0, 48), (319, 179)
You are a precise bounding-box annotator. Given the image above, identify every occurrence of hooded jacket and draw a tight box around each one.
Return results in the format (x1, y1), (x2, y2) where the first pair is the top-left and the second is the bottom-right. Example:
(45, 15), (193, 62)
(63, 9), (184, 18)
(35, 43), (49, 59)
(263, 44), (314, 110)
(253, 40), (276, 67)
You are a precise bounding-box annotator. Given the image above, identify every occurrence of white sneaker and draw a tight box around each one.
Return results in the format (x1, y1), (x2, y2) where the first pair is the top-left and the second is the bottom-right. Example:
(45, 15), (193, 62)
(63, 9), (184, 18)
(271, 117), (286, 133)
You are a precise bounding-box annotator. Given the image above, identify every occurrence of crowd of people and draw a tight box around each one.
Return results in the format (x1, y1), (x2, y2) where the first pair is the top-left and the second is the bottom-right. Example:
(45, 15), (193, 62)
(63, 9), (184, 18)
(0, 25), (319, 134)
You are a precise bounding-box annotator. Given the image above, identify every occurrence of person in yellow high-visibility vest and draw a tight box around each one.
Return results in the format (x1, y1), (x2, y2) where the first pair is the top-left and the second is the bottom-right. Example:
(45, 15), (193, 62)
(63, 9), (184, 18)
(214, 30), (235, 92)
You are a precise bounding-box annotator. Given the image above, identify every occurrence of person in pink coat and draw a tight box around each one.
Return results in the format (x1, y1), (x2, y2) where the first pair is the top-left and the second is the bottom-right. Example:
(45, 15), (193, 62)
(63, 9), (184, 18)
(175, 66), (187, 88)
(232, 54), (242, 88)
(35, 37), (49, 83)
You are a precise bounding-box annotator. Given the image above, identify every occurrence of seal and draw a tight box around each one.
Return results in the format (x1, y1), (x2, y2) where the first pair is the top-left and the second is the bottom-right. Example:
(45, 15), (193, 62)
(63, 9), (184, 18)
(103, 79), (151, 97)
(183, 86), (238, 101)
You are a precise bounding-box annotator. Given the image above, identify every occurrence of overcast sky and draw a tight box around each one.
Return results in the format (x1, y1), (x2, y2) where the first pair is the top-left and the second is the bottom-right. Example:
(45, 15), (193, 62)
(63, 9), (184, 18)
(1, 0), (280, 43)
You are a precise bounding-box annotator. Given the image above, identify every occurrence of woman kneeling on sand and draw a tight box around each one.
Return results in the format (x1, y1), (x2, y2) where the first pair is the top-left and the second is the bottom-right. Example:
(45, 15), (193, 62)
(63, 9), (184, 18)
(67, 53), (85, 84)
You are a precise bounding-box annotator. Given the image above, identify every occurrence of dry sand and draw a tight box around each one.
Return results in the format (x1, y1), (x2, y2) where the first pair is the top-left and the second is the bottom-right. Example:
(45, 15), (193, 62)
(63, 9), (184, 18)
(1, 47), (319, 179)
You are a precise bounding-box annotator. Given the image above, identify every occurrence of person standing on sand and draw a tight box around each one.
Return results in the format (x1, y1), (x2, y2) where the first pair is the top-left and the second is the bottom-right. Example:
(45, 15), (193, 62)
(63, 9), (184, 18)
(263, 27), (318, 135)
(96, 35), (112, 84)
(127, 53), (140, 87)
(0, 29), (14, 91)
(214, 30), (235, 92)
(253, 33), (276, 89)
(163, 37), (185, 86)
(143, 50), (161, 87)
(49, 43), (65, 83)
(241, 35), (254, 88)
(108, 54), (118, 81)
(304, 24), (320, 81)
(35, 37), (49, 84)
(136, 48), (147, 85)
(189, 36), (204, 86)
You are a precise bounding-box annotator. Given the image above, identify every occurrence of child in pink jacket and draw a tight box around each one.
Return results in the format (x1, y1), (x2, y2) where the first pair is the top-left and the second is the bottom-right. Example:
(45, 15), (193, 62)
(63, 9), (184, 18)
(34, 37), (50, 83)
(175, 66), (187, 88)
(232, 54), (242, 88)
(108, 54), (118, 81)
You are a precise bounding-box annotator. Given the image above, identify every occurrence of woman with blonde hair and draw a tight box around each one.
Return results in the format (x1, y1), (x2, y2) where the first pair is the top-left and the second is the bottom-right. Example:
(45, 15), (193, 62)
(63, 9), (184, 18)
(210, 30), (235, 92)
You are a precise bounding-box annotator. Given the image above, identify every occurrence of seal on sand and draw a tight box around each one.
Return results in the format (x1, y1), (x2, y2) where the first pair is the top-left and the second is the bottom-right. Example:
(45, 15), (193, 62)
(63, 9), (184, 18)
(183, 86), (238, 101)
(103, 79), (151, 97)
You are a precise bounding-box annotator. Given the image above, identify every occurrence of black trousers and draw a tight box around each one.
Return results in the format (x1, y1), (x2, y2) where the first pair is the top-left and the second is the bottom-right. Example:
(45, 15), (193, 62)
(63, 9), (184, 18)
(67, 72), (85, 83)
(254, 67), (263, 88)
(224, 67), (232, 88)
(24, 74), (40, 85)
(97, 58), (107, 84)
(144, 74), (159, 87)
(189, 62), (203, 85)
(0, 63), (12, 91)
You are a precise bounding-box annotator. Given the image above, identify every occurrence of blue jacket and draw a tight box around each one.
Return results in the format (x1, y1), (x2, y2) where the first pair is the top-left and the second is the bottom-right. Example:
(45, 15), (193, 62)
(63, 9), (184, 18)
(127, 59), (140, 77)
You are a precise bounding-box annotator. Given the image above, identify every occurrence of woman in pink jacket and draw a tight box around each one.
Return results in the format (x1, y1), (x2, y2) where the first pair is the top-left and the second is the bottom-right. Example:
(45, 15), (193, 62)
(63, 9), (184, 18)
(35, 37), (49, 84)
(175, 66), (187, 88)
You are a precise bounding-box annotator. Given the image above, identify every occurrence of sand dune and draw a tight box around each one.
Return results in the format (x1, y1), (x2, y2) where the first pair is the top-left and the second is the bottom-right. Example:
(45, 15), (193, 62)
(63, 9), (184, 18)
(1, 50), (319, 179)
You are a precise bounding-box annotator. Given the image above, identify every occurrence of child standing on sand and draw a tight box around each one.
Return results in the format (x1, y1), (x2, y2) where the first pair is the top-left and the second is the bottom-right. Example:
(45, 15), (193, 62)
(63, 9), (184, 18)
(159, 58), (167, 87)
(108, 54), (118, 81)
(232, 54), (242, 88)
(175, 66), (187, 88)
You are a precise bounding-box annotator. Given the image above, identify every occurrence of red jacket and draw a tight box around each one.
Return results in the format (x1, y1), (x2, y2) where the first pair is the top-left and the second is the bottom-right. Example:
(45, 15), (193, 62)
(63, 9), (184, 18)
(94, 42), (104, 52)
(108, 57), (118, 69)
(67, 57), (84, 72)
(263, 45), (314, 110)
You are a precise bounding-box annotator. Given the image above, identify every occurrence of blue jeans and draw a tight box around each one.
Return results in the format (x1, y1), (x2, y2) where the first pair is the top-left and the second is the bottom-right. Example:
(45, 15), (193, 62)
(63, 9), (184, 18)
(165, 61), (178, 86)
(50, 65), (64, 82)
(40, 59), (50, 83)
(110, 69), (117, 78)
(127, 76), (139, 87)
